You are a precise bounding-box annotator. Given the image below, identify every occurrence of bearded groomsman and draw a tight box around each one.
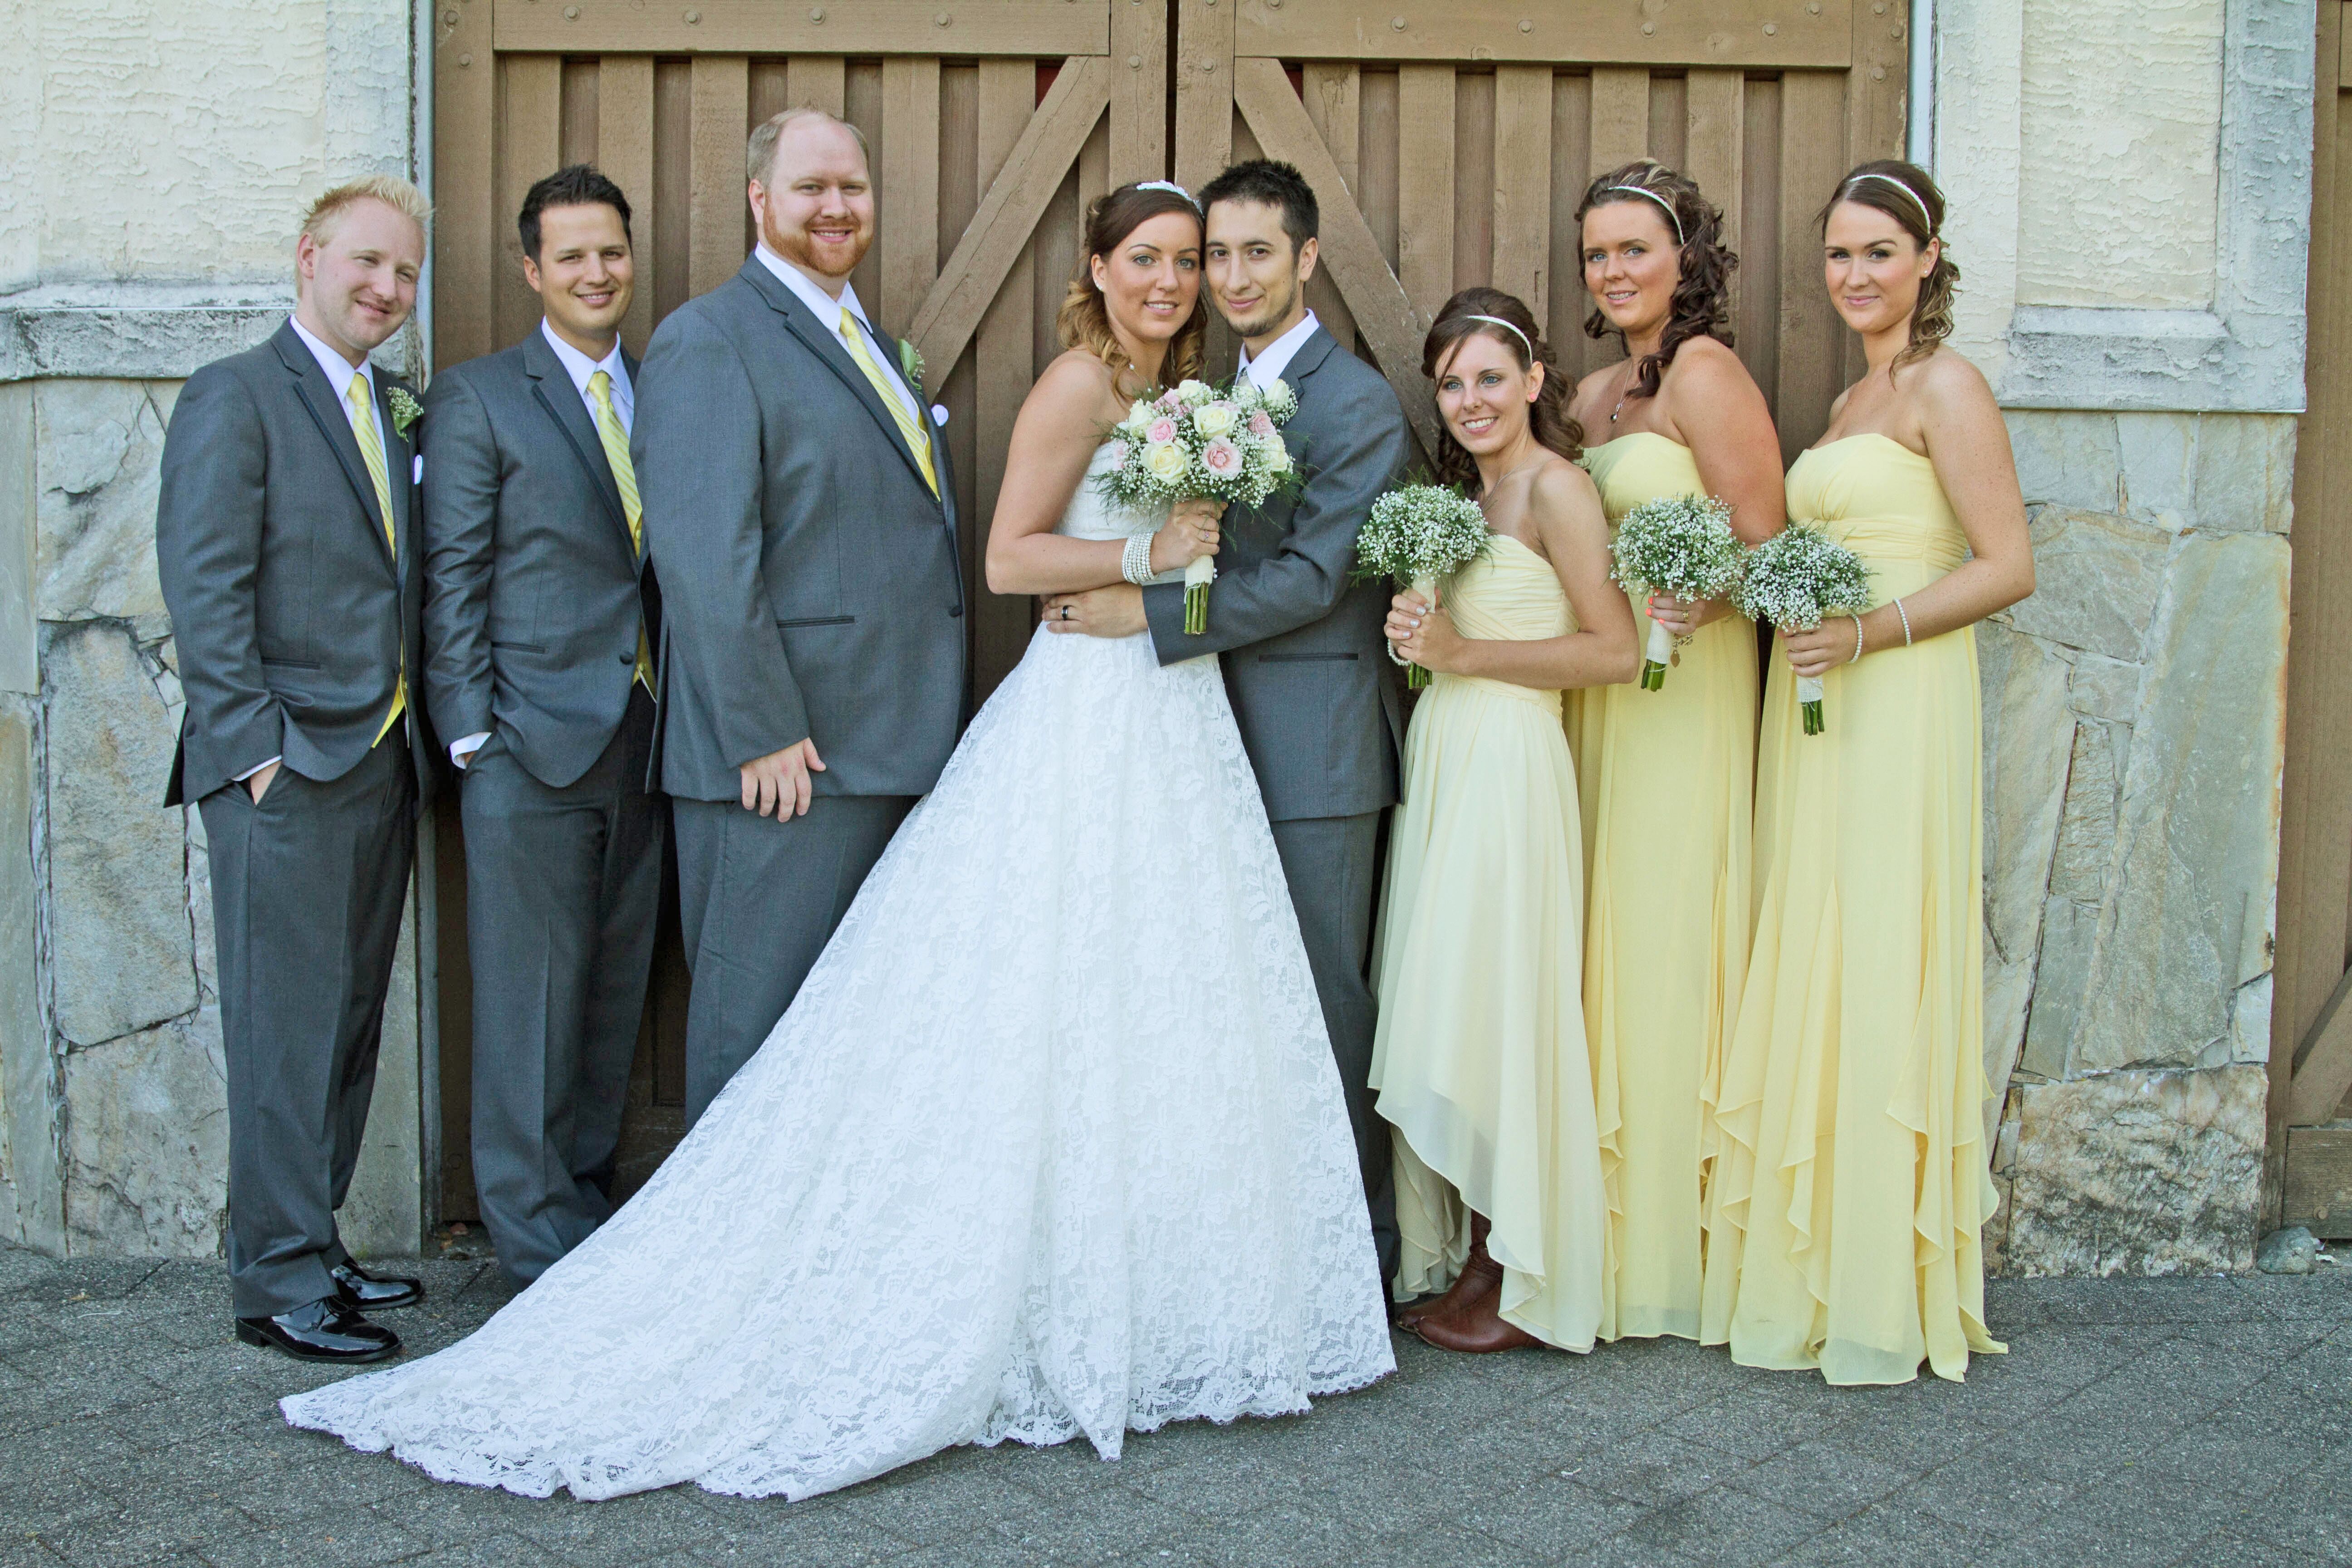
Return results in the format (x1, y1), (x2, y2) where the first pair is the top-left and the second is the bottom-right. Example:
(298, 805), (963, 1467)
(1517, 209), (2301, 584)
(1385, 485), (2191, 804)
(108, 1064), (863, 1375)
(637, 108), (964, 1123)
(157, 178), (437, 1362)
(420, 165), (664, 1286)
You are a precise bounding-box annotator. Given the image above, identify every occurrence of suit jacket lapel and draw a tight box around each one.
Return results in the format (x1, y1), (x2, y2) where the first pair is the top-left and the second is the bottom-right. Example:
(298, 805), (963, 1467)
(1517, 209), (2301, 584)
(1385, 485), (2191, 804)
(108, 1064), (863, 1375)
(741, 260), (940, 505)
(522, 329), (633, 555)
(382, 374), (415, 549)
(273, 323), (394, 561)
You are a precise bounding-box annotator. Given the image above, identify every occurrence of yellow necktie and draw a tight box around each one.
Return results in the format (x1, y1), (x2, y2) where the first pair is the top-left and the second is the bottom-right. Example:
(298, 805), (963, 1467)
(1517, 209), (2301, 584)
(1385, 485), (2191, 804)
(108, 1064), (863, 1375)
(838, 306), (938, 497)
(588, 369), (656, 694)
(347, 372), (408, 744)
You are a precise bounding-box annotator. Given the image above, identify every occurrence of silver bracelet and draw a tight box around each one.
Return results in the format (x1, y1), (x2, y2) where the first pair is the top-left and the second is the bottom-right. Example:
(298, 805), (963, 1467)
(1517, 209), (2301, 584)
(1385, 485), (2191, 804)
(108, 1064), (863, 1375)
(1121, 532), (1155, 586)
(1894, 597), (1914, 647)
(1848, 614), (1865, 664)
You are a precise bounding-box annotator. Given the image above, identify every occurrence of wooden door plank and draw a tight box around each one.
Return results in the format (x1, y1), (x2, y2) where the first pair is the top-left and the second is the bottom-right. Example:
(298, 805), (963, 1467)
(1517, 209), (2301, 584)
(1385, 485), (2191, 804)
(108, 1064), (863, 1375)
(433, 0), (498, 367)
(1588, 66), (1650, 176)
(973, 59), (1040, 700)
(500, 55), (564, 349)
(881, 57), (945, 333)
(1736, 74), (1782, 408)
(1396, 65), (1455, 323)
(596, 57), (658, 358)
(1773, 71), (1849, 458)
(1234, 56), (1439, 457)
(1645, 72), (1686, 172)
(1453, 69), (1495, 297)
(2282, 1126), (2352, 1237)
(496, 1), (1109, 56)
(909, 55), (1114, 386)
(1175, 0), (1236, 193)
(786, 55), (848, 117)
(1684, 68), (1744, 258)
(686, 56), (751, 298)
(1845, 3), (1908, 385)
(1358, 68), (1401, 273)
(1301, 64), (1362, 355)
(1492, 65), (1553, 323)
(1548, 71), (1592, 380)
(562, 59), (600, 164)
(2292, 962), (2352, 1125)
(1109, 0), (1169, 182)
(1237, 0), (1854, 69)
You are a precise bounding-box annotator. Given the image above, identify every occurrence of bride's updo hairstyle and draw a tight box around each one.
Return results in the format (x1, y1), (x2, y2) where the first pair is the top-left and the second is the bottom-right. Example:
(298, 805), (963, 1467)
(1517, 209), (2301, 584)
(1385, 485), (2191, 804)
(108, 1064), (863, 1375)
(1421, 287), (1583, 494)
(1573, 159), (1737, 404)
(1055, 182), (1207, 391)
(1819, 157), (1958, 375)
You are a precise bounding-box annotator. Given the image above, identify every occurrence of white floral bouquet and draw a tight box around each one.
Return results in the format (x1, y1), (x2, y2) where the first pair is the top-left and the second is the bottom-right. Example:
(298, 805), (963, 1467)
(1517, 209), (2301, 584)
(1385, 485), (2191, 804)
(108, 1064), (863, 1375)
(1353, 481), (1491, 688)
(1733, 522), (1872, 735)
(1100, 375), (1300, 634)
(1607, 494), (1745, 691)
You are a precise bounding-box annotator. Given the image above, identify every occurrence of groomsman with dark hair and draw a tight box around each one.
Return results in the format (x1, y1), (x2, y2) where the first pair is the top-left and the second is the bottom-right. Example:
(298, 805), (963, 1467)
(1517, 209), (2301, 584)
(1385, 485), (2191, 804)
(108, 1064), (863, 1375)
(157, 176), (438, 1362)
(421, 164), (666, 1286)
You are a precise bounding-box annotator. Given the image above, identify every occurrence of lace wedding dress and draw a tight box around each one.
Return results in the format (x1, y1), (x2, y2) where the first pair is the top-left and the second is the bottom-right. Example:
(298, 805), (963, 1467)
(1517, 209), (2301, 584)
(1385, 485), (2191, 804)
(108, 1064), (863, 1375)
(281, 444), (1395, 1501)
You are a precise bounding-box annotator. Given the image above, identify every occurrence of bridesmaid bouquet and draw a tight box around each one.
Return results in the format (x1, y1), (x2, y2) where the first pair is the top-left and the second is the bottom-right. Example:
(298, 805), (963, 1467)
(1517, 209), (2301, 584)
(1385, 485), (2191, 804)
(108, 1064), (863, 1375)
(1354, 482), (1491, 688)
(1100, 375), (1300, 633)
(1734, 523), (1873, 735)
(1607, 494), (1745, 691)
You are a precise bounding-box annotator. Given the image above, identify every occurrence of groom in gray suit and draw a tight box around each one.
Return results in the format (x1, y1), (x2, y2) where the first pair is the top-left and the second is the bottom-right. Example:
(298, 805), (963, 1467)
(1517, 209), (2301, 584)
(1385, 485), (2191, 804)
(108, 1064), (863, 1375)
(637, 108), (965, 1124)
(157, 178), (438, 1362)
(421, 165), (664, 1285)
(1045, 160), (1412, 1284)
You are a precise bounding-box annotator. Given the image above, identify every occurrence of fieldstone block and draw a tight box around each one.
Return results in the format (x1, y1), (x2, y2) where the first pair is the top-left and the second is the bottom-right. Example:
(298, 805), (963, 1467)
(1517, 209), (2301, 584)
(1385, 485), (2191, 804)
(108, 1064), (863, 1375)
(2002, 508), (2171, 663)
(2022, 894), (2096, 1079)
(2189, 412), (2296, 534)
(0, 695), (62, 1251)
(2114, 412), (2198, 531)
(2070, 533), (2287, 1072)
(42, 621), (194, 1047)
(2050, 721), (2119, 903)
(2004, 1066), (2267, 1275)
(60, 1015), (226, 1258)
(1979, 621), (2072, 1121)
(2067, 653), (2141, 721)
(34, 381), (174, 628)
(2007, 411), (2121, 514)
(2256, 1226), (2319, 1274)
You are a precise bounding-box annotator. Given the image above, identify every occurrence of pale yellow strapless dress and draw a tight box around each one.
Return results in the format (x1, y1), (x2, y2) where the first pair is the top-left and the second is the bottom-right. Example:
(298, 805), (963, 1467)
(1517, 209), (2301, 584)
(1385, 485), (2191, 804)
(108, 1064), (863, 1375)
(1368, 534), (1605, 1353)
(1567, 434), (1758, 1343)
(1699, 434), (2005, 1385)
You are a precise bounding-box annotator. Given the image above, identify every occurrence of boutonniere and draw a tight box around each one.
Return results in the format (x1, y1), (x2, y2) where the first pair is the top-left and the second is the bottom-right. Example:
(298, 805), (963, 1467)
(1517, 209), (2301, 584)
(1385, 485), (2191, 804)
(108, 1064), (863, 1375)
(897, 339), (926, 398)
(387, 385), (424, 441)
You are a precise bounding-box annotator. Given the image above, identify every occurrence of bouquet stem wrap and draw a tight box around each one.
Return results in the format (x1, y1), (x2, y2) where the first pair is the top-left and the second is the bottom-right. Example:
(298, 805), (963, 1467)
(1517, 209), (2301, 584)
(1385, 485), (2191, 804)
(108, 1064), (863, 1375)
(1606, 493), (1744, 696)
(1795, 672), (1826, 734)
(1641, 619), (1674, 691)
(1183, 556), (1214, 635)
(1404, 575), (1437, 688)
(1730, 521), (1872, 738)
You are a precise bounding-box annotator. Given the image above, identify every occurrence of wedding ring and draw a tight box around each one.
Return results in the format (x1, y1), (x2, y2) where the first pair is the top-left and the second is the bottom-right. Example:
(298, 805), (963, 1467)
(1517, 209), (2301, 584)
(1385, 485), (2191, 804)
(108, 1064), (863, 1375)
(1061, 606), (1072, 620)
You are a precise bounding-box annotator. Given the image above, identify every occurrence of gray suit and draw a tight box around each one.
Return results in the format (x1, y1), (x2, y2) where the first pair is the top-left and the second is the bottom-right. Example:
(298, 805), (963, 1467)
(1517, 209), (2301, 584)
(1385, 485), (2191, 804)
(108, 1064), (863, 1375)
(1142, 326), (1412, 1282)
(637, 258), (965, 1121)
(421, 329), (666, 1284)
(157, 320), (433, 1318)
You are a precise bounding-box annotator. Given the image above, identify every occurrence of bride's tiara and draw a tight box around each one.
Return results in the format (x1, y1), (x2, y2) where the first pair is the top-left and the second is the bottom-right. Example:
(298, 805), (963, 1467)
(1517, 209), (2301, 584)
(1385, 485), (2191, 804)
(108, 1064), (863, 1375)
(1135, 179), (1200, 211)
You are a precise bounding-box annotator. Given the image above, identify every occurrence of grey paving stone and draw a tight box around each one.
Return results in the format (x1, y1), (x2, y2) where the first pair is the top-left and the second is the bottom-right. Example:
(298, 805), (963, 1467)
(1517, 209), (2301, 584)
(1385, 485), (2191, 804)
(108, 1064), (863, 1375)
(1757, 1501), (2004, 1567)
(980, 1490), (1203, 1567)
(1452, 1474), (1649, 1559)
(1716, 1439), (1914, 1520)
(1659, 1386), (1854, 1461)
(2169, 1535), (2310, 1568)
(189, 1509), (440, 1568)
(1618, 1485), (1824, 1566)
(1555, 1427), (1755, 1507)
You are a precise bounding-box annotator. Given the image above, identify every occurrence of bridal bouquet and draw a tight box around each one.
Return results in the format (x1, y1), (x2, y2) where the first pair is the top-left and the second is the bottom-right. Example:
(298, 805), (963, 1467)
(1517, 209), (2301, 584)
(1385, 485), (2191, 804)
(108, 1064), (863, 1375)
(1607, 494), (1745, 691)
(1100, 375), (1299, 634)
(1733, 522), (1872, 735)
(1354, 481), (1491, 688)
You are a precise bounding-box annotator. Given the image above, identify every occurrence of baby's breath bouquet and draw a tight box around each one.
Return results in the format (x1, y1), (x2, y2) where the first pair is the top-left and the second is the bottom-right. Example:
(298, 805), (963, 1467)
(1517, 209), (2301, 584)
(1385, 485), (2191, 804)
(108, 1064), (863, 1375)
(1353, 482), (1491, 688)
(1733, 522), (1873, 735)
(1607, 494), (1744, 691)
(1100, 375), (1300, 633)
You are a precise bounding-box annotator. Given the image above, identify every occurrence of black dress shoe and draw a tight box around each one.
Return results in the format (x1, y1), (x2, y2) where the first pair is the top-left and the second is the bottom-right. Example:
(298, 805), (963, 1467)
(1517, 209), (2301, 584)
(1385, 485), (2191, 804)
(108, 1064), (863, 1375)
(235, 1298), (402, 1363)
(329, 1258), (424, 1311)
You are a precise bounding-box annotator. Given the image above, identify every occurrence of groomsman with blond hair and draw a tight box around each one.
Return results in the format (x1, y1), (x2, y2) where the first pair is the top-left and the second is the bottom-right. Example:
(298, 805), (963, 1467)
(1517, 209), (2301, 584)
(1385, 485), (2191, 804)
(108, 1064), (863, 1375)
(157, 175), (437, 1363)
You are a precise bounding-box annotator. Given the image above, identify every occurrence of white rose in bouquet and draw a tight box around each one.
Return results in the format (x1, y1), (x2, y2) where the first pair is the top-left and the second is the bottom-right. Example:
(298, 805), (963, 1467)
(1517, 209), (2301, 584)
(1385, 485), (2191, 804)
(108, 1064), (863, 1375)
(1144, 441), (1189, 484)
(1194, 402), (1239, 439)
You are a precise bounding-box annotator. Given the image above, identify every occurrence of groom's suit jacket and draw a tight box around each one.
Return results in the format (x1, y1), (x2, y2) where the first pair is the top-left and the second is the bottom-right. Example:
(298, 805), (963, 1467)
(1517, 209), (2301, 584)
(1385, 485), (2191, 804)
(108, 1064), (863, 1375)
(420, 329), (662, 790)
(1141, 327), (1413, 821)
(635, 257), (966, 802)
(157, 320), (434, 807)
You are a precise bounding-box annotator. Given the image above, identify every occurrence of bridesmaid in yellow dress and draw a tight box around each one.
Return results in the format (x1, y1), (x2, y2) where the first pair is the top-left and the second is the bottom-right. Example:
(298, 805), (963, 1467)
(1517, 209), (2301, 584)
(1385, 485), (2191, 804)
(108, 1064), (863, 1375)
(1563, 161), (1784, 1344)
(1700, 160), (2034, 1384)
(1372, 289), (1638, 1353)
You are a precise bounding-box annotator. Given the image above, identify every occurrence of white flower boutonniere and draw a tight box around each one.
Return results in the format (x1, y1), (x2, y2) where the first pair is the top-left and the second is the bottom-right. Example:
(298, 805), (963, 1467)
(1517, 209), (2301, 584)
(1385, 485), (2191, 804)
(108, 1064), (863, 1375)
(897, 339), (926, 398)
(387, 385), (424, 441)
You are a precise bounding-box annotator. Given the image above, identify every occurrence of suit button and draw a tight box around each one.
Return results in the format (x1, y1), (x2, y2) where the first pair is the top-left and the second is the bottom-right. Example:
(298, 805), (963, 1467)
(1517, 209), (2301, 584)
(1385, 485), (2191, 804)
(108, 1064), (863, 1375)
(949, 605), (963, 617)
(617, 652), (634, 664)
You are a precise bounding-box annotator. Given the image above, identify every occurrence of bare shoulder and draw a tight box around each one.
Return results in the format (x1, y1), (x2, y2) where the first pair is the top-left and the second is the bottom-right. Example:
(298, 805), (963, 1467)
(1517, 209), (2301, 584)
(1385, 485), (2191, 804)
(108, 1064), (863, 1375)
(1021, 350), (1125, 431)
(1661, 334), (1757, 393)
(1533, 451), (1602, 511)
(1907, 345), (1997, 413)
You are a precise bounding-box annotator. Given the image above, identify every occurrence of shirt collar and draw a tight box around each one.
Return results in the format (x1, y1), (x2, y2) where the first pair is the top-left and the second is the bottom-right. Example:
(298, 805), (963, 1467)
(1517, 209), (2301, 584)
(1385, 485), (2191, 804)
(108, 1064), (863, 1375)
(754, 244), (872, 336)
(1237, 309), (1321, 391)
(539, 318), (630, 407)
(288, 313), (376, 402)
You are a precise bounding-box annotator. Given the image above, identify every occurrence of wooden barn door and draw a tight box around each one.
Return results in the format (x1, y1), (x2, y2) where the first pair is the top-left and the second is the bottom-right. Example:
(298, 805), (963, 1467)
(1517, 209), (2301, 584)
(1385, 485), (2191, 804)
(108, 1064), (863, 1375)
(2274, 0), (2352, 1240)
(427, 0), (1166, 1215)
(1168, 0), (1908, 461)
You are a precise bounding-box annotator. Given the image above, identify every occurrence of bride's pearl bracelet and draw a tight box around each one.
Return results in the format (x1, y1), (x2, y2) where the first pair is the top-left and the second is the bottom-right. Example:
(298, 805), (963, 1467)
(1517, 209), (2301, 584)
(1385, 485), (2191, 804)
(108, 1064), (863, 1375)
(1122, 533), (1155, 586)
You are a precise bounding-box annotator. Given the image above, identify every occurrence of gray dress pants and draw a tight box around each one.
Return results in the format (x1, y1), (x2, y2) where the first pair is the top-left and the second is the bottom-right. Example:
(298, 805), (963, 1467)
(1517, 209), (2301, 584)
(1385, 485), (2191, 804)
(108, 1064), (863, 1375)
(197, 733), (416, 1319)
(1269, 810), (1400, 1287)
(462, 690), (664, 1285)
(671, 792), (913, 1125)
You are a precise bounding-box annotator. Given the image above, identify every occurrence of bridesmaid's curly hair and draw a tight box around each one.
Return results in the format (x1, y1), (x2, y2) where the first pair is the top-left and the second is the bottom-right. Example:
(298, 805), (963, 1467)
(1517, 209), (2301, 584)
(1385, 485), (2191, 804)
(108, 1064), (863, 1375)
(1818, 158), (1959, 378)
(1055, 184), (1208, 392)
(1421, 288), (1583, 495)
(1575, 160), (1737, 405)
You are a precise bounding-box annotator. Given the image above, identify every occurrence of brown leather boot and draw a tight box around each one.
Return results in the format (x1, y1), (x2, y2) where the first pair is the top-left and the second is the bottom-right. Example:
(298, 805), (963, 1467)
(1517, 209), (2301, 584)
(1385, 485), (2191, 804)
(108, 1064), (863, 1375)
(1411, 1291), (1543, 1353)
(1398, 1214), (1502, 1325)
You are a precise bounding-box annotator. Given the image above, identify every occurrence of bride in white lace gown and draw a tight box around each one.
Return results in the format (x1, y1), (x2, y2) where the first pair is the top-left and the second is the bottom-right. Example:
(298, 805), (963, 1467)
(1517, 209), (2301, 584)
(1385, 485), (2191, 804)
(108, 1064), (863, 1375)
(280, 183), (1393, 1501)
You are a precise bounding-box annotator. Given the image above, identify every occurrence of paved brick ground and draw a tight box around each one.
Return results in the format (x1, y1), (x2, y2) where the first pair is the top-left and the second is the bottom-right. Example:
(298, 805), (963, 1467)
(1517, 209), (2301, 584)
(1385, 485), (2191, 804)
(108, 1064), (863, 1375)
(0, 1242), (2346, 1567)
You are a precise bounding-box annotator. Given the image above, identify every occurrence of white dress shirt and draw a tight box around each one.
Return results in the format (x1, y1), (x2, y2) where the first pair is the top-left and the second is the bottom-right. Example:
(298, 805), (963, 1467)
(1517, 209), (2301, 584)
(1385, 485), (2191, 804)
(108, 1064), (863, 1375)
(1237, 309), (1322, 392)
(751, 243), (922, 425)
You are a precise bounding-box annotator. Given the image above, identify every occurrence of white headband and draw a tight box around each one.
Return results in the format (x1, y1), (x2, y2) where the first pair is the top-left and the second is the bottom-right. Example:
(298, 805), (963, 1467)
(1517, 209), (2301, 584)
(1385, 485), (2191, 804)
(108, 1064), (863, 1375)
(1461, 314), (1535, 359)
(1605, 185), (1684, 246)
(1135, 179), (1200, 211)
(1846, 171), (1935, 233)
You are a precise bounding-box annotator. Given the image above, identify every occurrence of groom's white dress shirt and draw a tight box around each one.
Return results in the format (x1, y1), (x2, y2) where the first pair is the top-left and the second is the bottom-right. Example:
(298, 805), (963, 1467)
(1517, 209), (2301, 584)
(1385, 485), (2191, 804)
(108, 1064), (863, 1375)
(752, 245), (926, 426)
(1237, 309), (1321, 392)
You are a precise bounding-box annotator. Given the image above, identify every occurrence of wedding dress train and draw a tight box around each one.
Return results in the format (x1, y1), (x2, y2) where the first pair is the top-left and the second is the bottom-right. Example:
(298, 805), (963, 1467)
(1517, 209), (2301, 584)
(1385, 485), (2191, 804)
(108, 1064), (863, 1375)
(280, 445), (1395, 1499)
